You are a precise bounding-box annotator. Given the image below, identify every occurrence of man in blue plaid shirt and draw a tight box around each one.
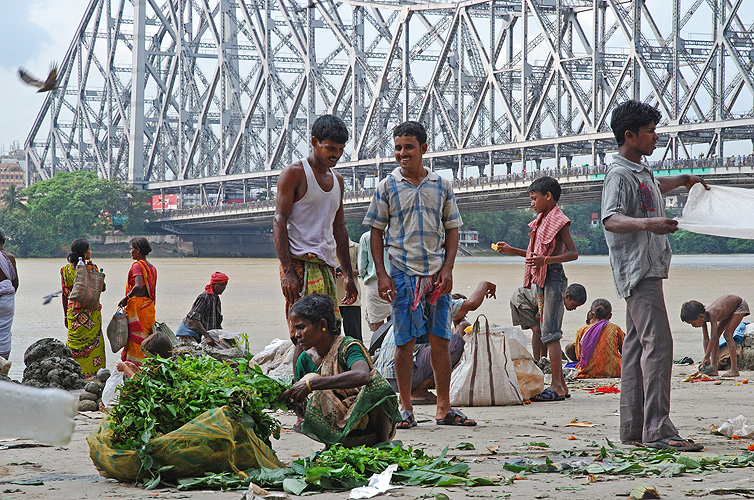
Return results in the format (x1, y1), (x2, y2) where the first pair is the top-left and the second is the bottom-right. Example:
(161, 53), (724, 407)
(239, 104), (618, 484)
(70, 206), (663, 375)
(363, 121), (475, 429)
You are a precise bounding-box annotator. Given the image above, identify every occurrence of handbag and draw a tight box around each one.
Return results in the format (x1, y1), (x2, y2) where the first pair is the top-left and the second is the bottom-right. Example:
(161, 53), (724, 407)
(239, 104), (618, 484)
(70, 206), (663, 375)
(449, 315), (524, 406)
(68, 262), (105, 310)
(107, 307), (128, 353)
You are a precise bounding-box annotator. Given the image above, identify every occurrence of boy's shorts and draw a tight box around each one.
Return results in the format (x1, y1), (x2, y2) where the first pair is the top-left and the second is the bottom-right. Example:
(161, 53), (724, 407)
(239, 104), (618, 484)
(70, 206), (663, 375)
(536, 263), (568, 345)
(510, 287), (539, 330)
(390, 268), (452, 346)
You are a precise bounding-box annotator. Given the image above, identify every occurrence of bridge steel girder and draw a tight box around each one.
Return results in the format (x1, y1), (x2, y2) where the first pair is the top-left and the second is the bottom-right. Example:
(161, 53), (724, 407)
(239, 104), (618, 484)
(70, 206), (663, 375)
(23, 0), (754, 200)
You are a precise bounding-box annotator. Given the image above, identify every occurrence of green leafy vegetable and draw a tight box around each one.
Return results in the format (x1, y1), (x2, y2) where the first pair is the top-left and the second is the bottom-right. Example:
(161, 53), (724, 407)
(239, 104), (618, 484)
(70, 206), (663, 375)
(107, 355), (289, 485)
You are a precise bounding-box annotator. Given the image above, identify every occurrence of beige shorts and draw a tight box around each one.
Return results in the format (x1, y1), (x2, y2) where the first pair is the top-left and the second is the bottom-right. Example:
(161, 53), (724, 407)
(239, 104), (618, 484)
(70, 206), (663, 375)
(363, 279), (392, 325)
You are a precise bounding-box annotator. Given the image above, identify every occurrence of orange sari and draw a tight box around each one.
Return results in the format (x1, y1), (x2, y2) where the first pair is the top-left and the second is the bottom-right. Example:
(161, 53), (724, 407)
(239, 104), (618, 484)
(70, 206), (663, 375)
(121, 260), (156, 365)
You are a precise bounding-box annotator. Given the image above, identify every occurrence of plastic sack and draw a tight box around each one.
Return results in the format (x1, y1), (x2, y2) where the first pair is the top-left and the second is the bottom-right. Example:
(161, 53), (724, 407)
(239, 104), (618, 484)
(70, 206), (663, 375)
(100, 369), (125, 409)
(87, 406), (283, 483)
(506, 338), (546, 400)
(450, 315), (523, 406)
(251, 338), (294, 381)
(107, 307), (128, 353)
(490, 325), (528, 348)
(0, 382), (78, 445)
(676, 184), (754, 239)
(717, 415), (754, 438)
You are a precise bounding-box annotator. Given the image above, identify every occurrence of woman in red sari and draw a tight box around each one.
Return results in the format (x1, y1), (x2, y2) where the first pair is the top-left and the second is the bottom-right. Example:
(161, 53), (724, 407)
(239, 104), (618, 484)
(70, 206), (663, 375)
(117, 237), (157, 365)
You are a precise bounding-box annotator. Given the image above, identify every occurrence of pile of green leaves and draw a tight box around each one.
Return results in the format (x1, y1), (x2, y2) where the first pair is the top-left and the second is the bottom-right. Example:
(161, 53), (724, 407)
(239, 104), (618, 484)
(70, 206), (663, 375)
(177, 441), (495, 493)
(504, 438), (754, 479)
(109, 355), (289, 451)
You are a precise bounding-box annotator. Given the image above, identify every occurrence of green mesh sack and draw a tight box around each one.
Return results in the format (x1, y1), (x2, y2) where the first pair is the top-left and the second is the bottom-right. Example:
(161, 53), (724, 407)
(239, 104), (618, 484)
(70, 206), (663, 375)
(87, 406), (282, 483)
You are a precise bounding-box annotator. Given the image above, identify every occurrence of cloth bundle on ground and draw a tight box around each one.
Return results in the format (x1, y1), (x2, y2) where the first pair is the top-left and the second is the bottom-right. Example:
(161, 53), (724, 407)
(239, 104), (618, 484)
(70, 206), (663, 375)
(87, 406), (281, 482)
(450, 315), (524, 406)
(250, 338), (294, 381)
(676, 184), (754, 239)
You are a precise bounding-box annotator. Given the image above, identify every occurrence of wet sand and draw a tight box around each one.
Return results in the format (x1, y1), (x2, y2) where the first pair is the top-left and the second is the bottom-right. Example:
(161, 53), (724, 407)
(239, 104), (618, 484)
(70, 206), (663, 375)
(2, 255), (754, 498)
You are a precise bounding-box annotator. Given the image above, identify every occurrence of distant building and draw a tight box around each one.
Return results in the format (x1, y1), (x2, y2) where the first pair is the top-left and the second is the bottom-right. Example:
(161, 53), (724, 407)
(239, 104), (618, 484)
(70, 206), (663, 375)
(459, 229), (479, 245)
(0, 162), (25, 200)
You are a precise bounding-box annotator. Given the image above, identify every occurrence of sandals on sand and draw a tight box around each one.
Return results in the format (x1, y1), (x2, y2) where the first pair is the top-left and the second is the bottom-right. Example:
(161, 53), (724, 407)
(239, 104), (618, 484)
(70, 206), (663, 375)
(397, 410), (417, 429)
(531, 388), (566, 402)
(436, 408), (477, 426)
(643, 436), (703, 452)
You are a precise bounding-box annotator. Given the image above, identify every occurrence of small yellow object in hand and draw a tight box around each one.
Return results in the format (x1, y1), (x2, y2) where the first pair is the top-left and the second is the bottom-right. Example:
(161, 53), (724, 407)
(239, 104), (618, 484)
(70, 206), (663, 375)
(491, 243), (498, 251)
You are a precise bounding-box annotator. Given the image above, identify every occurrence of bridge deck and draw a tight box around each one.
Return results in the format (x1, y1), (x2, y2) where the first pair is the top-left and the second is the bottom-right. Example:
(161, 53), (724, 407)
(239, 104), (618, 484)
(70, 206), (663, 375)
(154, 165), (754, 233)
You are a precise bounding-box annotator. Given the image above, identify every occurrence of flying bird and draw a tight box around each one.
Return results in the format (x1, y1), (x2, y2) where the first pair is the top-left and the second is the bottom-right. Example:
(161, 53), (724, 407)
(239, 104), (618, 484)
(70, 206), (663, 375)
(42, 290), (62, 305)
(18, 64), (59, 93)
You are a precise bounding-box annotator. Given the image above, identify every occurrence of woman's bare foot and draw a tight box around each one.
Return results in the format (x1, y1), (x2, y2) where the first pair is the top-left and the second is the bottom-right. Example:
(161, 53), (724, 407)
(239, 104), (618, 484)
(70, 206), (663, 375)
(723, 369), (740, 377)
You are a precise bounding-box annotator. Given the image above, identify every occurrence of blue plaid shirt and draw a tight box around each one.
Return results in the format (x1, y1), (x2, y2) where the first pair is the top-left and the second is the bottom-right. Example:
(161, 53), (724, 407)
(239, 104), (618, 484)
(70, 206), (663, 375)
(363, 167), (462, 277)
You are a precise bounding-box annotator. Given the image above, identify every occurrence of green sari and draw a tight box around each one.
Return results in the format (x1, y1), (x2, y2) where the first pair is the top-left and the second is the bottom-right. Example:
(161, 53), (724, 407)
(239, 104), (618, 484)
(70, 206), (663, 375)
(296, 336), (400, 447)
(61, 263), (106, 379)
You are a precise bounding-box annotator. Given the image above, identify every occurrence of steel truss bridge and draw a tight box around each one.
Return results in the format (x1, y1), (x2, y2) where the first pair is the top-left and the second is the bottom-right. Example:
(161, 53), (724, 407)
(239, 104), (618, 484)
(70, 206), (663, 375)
(24, 0), (754, 210)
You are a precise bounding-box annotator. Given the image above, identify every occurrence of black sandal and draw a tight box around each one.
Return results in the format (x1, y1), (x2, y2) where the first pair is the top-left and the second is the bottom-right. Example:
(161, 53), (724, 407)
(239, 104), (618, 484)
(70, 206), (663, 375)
(397, 410), (417, 429)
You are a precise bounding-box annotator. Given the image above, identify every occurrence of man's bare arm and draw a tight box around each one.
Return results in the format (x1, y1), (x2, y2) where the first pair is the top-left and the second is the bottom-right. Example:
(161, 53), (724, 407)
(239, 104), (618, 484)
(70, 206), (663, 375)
(437, 227), (459, 296)
(371, 227), (396, 301)
(332, 173), (357, 304)
(657, 174), (708, 195)
(603, 213), (679, 235)
(273, 165), (303, 304)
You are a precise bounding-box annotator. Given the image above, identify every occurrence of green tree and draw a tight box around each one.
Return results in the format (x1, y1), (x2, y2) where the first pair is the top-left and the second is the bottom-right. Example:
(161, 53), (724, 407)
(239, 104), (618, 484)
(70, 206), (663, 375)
(0, 171), (153, 257)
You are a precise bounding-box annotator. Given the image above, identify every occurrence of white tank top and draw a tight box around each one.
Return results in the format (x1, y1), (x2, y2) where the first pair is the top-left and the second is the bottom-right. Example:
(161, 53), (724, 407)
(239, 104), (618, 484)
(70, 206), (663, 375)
(287, 158), (341, 267)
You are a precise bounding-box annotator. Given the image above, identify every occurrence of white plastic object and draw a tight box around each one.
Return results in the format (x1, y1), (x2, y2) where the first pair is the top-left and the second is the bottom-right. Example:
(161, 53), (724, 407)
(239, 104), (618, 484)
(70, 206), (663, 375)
(349, 464), (400, 499)
(0, 382), (78, 446)
(101, 369), (126, 408)
(717, 415), (754, 438)
(676, 184), (754, 239)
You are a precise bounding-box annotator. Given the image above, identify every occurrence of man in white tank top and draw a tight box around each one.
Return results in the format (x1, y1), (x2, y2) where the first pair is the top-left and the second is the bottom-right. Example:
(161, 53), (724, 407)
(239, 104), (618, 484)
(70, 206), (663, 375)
(274, 115), (358, 366)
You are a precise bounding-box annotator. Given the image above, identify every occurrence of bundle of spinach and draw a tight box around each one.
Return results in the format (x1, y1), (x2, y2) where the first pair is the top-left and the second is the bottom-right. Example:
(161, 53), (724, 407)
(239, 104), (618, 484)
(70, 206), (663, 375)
(177, 441), (495, 493)
(109, 355), (289, 451)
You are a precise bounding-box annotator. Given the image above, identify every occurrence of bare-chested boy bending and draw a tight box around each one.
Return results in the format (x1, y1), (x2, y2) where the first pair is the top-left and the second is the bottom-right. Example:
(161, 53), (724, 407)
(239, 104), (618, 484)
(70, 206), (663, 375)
(681, 295), (749, 377)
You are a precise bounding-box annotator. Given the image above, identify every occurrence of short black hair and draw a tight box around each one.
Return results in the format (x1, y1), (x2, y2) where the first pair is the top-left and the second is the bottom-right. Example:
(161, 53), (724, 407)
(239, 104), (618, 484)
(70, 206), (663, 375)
(311, 114), (349, 144)
(68, 238), (90, 264)
(141, 332), (173, 358)
(288, 293), (342, 336)
(680, 300), (706, 322)
(130, 236), (152, 256)
(565, 283), (587, 305)
(0, 228), (7, 245)
(610, 100), (662, 146)
(528, 176), (561, 202)
(393, 121), (427, 145)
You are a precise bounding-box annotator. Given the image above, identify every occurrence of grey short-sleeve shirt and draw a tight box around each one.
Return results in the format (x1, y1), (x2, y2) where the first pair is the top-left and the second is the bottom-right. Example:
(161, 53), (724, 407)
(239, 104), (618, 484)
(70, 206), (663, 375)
(601, 154), (672, 299)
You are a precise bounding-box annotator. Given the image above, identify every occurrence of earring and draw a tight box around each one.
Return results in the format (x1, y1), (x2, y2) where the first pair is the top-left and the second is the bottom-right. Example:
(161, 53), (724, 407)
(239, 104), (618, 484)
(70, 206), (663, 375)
(322, 327), (326, 331)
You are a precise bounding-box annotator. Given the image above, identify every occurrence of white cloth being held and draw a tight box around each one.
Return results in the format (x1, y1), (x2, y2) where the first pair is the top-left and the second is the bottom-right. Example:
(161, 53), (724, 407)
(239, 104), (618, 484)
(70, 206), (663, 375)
(676, 184), (754, 239)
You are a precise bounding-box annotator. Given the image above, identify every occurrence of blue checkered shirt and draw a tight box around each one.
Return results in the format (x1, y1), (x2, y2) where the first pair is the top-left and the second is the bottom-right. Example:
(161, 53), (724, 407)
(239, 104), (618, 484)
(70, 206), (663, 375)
(363, 167), (462, 277)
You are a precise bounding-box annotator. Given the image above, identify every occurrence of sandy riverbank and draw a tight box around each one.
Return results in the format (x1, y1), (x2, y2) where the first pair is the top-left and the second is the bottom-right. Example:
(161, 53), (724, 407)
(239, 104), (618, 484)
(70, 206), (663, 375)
(3, 363), (754, 500)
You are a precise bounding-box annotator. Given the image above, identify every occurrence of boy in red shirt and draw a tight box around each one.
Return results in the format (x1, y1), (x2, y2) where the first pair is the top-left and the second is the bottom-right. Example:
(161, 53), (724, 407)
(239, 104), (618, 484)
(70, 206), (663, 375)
(496, 176), (578, 401)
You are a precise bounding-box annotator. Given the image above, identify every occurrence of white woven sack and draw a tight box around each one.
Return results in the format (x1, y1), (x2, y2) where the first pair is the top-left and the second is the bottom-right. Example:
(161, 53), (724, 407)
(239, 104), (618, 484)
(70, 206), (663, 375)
(450, 315), (523, 406)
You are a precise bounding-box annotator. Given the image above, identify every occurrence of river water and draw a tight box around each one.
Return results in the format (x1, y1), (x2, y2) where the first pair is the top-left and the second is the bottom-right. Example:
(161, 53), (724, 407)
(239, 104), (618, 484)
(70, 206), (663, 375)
(5, 254), (754, 380)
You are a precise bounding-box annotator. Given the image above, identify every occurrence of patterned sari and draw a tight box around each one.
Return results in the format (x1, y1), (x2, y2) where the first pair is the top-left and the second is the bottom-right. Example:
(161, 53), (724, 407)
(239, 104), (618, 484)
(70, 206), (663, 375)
(574, 322), (625, 379)
(61, 263), (106, 379)
(121, 260), (156, 365)
(297, 335), (400, 447)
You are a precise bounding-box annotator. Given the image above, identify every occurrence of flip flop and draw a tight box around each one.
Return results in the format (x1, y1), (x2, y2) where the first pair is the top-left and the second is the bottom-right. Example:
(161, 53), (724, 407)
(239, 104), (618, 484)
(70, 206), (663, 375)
(397, 410), (417, 429)
(436, 408), (477, 426)
(531, 388), (566, 402)
(643, 436), (703, 452)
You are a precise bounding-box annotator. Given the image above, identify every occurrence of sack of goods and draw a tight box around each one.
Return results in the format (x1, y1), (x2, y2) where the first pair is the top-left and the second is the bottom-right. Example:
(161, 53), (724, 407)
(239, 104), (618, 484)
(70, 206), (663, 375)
(87, 355), (289, 486)
(450, 316), (520, 406)
(69, 261), (105, 309)
(106, 307), (127, 353)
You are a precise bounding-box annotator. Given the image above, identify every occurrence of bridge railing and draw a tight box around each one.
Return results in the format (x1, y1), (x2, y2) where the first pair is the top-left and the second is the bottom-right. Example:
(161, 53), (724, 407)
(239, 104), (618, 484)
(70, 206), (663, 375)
(155, 154), (754, 219)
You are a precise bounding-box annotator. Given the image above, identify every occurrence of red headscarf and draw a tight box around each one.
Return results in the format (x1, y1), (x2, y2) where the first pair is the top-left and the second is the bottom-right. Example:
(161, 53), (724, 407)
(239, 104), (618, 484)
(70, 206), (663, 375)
(205, 272), (229, 294)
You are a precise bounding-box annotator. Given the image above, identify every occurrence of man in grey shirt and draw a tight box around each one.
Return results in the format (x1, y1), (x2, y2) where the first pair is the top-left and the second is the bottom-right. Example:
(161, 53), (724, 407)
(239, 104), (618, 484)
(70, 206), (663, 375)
(601, 100), (707, 452)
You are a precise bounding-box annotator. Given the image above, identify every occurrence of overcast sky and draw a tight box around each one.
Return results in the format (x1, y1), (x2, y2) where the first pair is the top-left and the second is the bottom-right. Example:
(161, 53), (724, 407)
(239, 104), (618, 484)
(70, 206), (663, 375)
(0, 0), (84, 154)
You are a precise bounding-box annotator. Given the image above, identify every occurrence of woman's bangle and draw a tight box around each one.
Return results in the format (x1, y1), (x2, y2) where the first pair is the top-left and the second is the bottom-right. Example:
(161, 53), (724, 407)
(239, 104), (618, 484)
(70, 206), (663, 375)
(543, 256), (548, 266)
(305, 379), (313, 393)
